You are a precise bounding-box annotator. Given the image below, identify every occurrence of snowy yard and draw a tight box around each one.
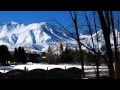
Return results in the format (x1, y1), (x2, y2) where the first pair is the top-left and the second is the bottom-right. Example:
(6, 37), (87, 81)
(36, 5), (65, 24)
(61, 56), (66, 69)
(0, 62), (108, 78)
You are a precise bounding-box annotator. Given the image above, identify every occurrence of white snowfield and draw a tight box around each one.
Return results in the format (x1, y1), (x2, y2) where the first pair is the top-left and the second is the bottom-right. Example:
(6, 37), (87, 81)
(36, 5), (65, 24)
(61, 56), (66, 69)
(0, 63), (108, 74)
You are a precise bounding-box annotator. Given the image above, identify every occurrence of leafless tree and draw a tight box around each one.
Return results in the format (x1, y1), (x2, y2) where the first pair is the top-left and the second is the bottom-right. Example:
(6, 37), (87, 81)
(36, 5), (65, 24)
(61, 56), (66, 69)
(84, 11), (100, 78)
(110, 11), (120, 79)
(98, 11), (115, 79)
(53, 11), (110, 78)
(93, 11), (100, 78)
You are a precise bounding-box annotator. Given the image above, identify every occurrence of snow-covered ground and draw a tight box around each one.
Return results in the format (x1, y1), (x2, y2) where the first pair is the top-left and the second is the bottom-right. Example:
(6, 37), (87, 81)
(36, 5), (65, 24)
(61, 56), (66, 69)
(0, 62), (108, 77)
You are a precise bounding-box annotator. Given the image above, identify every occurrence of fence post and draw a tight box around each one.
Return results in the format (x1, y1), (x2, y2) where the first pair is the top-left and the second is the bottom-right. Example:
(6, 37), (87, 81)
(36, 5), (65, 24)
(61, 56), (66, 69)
(65, 66), (66, 79)
(24, 66), (28, 79)
(47, 67), (48, 79)
(27, 68), (28, 79)
(4, 68), (5, 79)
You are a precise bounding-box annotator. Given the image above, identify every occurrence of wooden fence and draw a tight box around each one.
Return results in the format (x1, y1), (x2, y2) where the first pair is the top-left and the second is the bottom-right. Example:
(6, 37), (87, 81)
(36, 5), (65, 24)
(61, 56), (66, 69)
(0, 67), (82, 79)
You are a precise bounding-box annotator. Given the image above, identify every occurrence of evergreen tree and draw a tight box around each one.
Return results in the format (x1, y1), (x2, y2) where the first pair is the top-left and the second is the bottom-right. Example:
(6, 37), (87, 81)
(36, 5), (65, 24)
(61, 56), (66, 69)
(21, 47), (27, 64)
(18, 47), (22, 63)
(0, 45), (12, 66)
(13, 48), (18, 63)
(46, 45), (58, 64)
(14, 47), (27, 64)
(60, 43), (63, 54)
(48, 45), (52, 54)
(60, 45), (73, 63)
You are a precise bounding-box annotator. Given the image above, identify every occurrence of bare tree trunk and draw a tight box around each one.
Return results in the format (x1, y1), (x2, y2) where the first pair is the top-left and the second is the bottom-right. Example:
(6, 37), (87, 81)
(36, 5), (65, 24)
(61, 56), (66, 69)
(93, 11), (100, 79)
(98, 11), (115, 79)
(53, 12), (85, 78)
(53, 12), (110, 78)
(117, 12), (119, 47)
(110, 11), (120, 79)
(84, 11), (99, 79)
(70, 11), (85, 78)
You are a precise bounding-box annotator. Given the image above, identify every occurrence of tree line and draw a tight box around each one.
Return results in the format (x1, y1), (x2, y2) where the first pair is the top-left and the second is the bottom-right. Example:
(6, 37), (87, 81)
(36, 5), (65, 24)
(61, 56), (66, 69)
(0, 44), (108, 66)
(0, 45), (27, 66)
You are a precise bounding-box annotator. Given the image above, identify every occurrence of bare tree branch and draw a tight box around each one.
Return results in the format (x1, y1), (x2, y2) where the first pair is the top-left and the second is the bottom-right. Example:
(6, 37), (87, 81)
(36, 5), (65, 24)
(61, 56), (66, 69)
(52, 18), (77, 40)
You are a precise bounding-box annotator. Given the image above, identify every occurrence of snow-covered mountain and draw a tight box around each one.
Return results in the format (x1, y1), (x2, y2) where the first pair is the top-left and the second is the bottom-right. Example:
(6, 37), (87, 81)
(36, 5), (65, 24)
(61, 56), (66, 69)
(0, 21), (119, 53)
(0, 21), (77, 53)
(80, 29), (120, 52)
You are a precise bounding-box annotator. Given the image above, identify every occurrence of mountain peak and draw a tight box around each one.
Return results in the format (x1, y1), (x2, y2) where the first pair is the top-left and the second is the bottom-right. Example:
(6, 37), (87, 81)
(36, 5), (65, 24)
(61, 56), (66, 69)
(8, 21), (19, 25)
(39, 22), (49, 25)
(0, 21), (76, 53)
(2, 21), (23, 25)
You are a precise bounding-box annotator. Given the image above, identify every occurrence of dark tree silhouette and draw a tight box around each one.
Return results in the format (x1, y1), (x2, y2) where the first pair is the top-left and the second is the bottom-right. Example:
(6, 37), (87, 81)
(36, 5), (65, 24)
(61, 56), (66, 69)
(14, 47), (27, 64)
(69, 11), (85, 77)
(17, 47), (22, 63)
(27, 53), (40, 63)
(98, 11), (115, 79)
(110, 11), (120, 79)
(60, 45), (73, 63)
(93, 11), (100, 78)
(21, 47), (27, 64)
(13, 48), (18, 63)
(46, 45), (57, 64)
(60, 43), (63, 54)
(0, 45), (12, 66)
(84, 11), (100, 79)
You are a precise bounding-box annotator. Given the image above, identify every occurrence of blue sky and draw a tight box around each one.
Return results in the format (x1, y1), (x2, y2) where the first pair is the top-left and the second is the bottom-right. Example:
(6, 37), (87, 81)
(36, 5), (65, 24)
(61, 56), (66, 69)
(0, 11), (104, 33)
(0, 11), (71, 27)
(0, 11), (119, 35)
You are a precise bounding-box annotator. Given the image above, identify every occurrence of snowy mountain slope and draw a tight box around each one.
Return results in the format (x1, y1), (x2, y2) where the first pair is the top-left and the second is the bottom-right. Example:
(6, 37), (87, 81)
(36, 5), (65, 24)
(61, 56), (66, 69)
(80, 29), (120, 52)
(0, 21), (119, 53)
(0, 21), (77, 53)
